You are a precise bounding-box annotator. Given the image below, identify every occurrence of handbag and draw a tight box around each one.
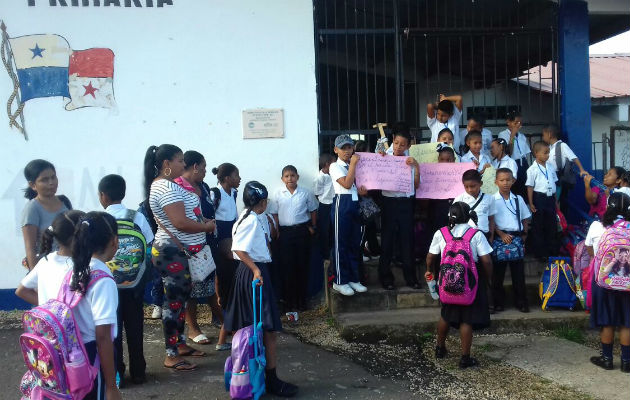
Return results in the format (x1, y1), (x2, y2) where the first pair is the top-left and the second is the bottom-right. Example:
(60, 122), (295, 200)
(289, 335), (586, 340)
(492, 194), (525, 262)
(154, 217), (216, 282)
(358, 196), (380, 224)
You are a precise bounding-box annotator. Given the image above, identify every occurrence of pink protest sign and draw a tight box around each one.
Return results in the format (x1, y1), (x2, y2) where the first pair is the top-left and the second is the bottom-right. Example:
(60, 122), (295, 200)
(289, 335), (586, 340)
(416, 162), (476, 199)
(354, 152), (413, 193)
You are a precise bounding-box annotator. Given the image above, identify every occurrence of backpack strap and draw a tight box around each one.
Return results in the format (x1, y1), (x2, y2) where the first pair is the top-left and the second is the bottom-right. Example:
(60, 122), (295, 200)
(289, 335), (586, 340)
(470, 193), (484, 211)
(439, 226), (453, 243)
(209, 186), (221, 210)
(555, 141), (563, 174)
(58, 195), (72, 210)
(462, 228), (478, 242)
(514, 195), (522, 232)
(58, 269), (114, 308)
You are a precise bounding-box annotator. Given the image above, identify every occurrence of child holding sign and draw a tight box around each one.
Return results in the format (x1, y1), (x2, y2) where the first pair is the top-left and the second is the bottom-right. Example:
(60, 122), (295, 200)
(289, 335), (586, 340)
(461, 131), (492, 173)
(329, 135), (369, 296)
(427, 94), (463, 150)
(378, 130), (421, 290)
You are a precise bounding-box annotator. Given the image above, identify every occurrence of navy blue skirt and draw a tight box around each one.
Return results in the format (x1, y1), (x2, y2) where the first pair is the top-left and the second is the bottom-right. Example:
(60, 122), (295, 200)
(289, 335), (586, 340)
(223, 262), (282, 332)
(590, 280), (630, 328)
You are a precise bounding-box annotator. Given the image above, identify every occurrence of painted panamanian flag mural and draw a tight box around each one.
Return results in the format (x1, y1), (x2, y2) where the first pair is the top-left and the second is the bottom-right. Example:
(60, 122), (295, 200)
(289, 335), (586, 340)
(1, 23), (116, 138)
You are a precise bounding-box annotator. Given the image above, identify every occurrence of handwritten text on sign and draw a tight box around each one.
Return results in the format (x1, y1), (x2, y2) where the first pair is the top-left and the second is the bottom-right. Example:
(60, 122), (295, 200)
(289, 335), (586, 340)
(416, 162), (476, 199)
(354, 152), (413, 193)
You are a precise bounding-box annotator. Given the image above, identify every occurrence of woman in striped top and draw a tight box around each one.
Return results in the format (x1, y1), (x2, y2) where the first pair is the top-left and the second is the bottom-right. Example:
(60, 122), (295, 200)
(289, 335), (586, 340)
(144, 144), (216, 371)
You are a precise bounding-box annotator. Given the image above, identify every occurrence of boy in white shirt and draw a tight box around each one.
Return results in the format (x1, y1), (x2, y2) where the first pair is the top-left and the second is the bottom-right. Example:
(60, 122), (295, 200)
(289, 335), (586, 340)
(427, 93), (463, 151)
(98, 174), (153, 386)
(453, 169), (495, 238)
(492, 168), (531, 313)
(328, 134), (368, 296)
(314, 154), (335, 262)
(268, 165), (318, 312)
(498, 111), (531, 198)
(525, 141), (559, 260)
(542, 123), (587, 216)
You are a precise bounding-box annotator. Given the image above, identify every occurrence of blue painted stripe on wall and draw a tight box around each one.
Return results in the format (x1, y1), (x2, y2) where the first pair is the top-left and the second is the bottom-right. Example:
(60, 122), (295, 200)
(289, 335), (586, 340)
(0, 289), (30, 311)
(16, 66), (70, 102)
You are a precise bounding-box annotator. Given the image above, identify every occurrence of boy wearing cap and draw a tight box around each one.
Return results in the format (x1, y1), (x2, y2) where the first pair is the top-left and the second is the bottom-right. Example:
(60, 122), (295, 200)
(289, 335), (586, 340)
(328, 134), (368, 296)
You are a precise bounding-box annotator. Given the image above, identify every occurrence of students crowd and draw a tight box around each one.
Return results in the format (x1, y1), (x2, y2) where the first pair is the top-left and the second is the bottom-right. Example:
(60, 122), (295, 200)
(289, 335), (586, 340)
(14, 94), (630, 399)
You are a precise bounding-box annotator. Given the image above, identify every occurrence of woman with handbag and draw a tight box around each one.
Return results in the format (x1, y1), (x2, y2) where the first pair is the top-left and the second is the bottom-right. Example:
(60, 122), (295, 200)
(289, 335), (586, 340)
(144, 144), (216, 371)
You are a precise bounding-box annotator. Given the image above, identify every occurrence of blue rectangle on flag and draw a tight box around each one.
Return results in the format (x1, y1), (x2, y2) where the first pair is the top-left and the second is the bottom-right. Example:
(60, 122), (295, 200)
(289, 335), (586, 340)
(16, 67), (70, 102)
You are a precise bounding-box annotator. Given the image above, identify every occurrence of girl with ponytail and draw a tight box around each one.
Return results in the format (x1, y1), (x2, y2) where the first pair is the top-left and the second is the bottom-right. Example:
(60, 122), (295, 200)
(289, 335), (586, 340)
(425, 202), (493, 369)
(16, 211), (122, 400)
(21, 159), (73, 270)
(223, 181), (298, 397)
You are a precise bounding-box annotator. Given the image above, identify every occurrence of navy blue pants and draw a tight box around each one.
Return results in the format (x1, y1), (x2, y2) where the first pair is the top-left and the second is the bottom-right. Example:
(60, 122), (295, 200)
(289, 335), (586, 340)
(331, 194), (361, 285)
(513, 158), (529, 199)
(317, 203), (332, 260)
(531, 191), (558, 258)
(83, 341), (106, 400)
(379, 197), (417, 286)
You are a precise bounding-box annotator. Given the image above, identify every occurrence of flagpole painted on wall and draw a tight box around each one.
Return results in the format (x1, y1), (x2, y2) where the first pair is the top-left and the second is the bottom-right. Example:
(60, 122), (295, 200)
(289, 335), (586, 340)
(0, 21), (28, 140)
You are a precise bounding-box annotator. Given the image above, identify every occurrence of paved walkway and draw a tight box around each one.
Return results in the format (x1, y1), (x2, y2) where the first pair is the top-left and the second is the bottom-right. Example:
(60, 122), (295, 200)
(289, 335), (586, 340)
(4, 324), (417, 400)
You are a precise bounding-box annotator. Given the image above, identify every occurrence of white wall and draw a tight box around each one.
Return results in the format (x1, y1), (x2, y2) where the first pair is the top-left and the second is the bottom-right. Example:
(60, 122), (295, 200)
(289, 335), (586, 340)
(0, 1), (318, 290)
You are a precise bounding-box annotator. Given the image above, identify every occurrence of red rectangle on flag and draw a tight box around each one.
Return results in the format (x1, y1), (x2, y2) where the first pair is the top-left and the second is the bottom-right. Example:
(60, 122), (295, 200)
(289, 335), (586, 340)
(69, 48), (114, 78)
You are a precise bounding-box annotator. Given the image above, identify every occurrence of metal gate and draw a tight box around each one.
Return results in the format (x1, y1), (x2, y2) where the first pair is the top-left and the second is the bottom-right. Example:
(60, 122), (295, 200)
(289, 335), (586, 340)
(314, 0), (560, 152)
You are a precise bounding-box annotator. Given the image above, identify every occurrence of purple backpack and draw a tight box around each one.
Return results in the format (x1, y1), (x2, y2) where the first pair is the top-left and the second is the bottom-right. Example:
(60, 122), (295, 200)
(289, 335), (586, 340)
(224, 280), (266, 400)
(438, 227), (479, 306)
(20, 270), (112, 400)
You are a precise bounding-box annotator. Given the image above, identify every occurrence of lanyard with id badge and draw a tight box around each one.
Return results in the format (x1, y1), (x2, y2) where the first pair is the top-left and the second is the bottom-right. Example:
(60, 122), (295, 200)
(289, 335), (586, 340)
(537, 163), (554, 196)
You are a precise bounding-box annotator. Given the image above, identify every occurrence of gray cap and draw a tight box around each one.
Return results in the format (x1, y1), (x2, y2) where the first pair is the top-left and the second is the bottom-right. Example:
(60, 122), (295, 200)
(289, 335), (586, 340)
(334, 134), (354, 148)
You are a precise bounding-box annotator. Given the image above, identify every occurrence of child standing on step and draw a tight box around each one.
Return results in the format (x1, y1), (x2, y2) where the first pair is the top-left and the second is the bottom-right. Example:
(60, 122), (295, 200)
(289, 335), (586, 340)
(492, 168), (531, 313)
(585, 192), (630, 373)
(329, 134), (368, 296)
(223, 181), (299, 397)
(426, 202), (493, 369)
(526, 140), (559, 260)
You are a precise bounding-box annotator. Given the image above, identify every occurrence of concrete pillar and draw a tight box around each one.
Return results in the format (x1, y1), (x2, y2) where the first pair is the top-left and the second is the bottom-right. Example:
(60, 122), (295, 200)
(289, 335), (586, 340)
(558, 0), (592, 221)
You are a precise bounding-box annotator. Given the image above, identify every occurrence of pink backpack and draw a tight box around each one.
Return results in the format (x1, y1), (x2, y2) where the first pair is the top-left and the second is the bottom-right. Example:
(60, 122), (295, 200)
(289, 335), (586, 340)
(594, 220), (630, 291)
(573, 240), (591, 278)
(438, 227), (479, 305)
(20, 269), (112, 400)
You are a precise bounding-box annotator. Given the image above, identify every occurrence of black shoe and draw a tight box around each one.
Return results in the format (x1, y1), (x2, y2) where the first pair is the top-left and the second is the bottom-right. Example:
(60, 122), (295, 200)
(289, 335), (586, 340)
(381, 281), (395, 290)
(435, 345), (447, 359)
(489, 307), (496, 315)
(131, 375), (147, 385)
(266, 377), (299, 397)
(518, 305), (530, 313)
(408, 281), (422, 290)
(621, 360), (630, 373)
(494, 305), (504, 312)
(590, 355), (613, 370)
(459, 356), (479, 369)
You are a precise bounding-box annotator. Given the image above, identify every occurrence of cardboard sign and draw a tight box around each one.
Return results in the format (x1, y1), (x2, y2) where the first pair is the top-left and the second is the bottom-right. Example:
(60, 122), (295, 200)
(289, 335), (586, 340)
(354, 152), (413, 193)
(481, 166), (499, 195)
(410, 142), (459, 164)
(416, 162), (476, 199)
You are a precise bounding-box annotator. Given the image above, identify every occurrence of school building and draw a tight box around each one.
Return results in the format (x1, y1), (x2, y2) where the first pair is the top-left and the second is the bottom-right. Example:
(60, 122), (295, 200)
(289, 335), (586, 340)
(0, 0), (628, 305)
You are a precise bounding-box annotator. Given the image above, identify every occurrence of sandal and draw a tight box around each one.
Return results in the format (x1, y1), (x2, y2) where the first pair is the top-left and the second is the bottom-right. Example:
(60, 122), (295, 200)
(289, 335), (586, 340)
(178, 346), (207, 357)
(163, 360), (197, 371)
(188, 334), (212, 345)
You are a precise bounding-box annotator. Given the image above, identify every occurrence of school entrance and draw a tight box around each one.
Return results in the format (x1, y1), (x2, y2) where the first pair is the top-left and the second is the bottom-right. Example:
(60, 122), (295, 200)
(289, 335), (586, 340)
(314, 0), (562, 152)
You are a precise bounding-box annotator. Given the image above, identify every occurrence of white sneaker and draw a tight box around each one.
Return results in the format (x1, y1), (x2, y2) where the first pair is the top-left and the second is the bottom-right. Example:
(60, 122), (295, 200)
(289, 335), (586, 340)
(362, 255), (370, 262)
(151, 305), (162, 319)
(332, 283), (355, 296)
(348, 282), (367, 293)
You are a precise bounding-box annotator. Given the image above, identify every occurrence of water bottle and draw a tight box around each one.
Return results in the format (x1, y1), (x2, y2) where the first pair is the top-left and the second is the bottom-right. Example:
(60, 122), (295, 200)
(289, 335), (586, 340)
(116, 371), (121, 388)
(425, 273), (440, 300)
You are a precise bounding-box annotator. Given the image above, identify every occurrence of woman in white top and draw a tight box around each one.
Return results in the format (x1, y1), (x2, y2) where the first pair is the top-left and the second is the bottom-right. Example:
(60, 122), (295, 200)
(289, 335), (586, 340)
(585, 192), (630, 372)
(16, 211), (122, 400)
(223, 181), (298, 397)
(426, 202), (493, 369)
(144, 144), (215, 371)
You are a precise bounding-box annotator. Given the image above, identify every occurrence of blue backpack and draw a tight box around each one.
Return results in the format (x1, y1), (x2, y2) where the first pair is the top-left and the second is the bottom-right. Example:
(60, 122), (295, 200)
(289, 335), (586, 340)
(540, 257), (578, 311)
(224, 280), (266, 400)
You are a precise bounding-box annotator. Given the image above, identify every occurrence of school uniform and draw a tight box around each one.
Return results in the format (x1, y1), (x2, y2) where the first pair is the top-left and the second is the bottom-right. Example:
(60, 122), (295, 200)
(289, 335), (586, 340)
(379, 166), (418, 288)
(498, 129), (531, 198)
(460, 151), (492, 173)
(586, 220), (630, 329)
(215, 185), (238, 241)
(492, 192), (532, 309)
(328, 158), (362, 285)
(459, 128), (493, 158)
(268, 185), (318, 311)
(428, 106), (463, 151)
(224, 210), (282, 332)
(428, 223), (493, 330)
(525, 161), (558, 258)
(314, 170), (335, 260)
(491, 154), (518, 179)
(453, 191), (495, 234)
(548, 140), (578, 216)
(105, 204), (153, 383)
(21, 257), (118, 399)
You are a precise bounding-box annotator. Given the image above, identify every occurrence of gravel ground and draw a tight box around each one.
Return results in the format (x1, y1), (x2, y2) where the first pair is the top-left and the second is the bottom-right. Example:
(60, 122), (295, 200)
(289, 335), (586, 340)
(284, 307), (596, 400)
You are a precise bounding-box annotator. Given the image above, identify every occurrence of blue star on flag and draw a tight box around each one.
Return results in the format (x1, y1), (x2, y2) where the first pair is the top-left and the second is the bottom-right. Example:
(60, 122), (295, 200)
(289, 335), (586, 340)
(30, 43), (45, 59)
